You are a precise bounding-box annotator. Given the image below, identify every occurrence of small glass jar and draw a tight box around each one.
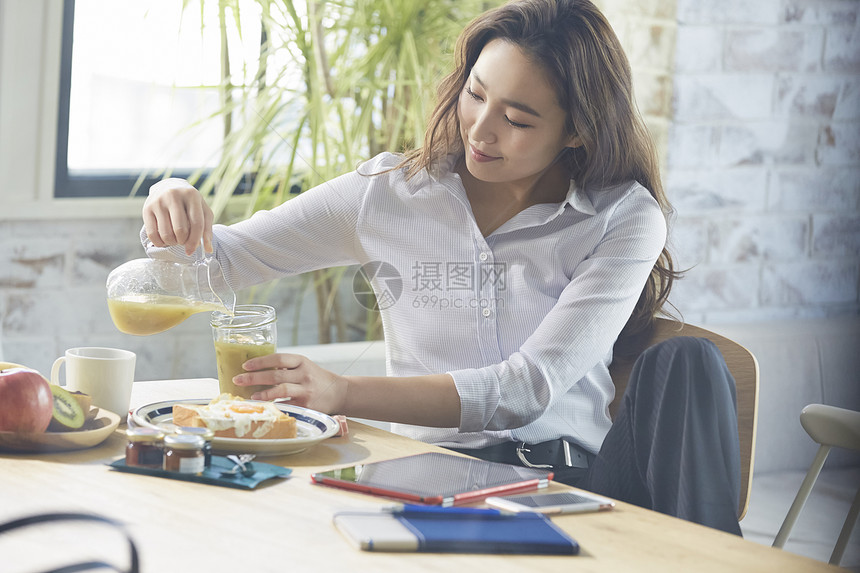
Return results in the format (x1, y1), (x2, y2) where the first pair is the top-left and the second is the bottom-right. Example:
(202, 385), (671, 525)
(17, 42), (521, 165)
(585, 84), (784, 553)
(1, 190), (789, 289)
(175, 426), (214, 467)
(211, 304), (277, 399)
(125, 427), (164, 469)
(163, 433), (205, 474)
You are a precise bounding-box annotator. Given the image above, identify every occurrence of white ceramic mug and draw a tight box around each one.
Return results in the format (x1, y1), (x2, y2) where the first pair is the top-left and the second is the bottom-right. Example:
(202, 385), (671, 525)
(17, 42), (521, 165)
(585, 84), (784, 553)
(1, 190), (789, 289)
(51, 347), (136, 416)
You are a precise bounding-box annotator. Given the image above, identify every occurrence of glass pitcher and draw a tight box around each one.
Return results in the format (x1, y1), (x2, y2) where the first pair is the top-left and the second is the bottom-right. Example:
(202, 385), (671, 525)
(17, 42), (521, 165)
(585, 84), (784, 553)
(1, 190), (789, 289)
(106, 242), (236, 336)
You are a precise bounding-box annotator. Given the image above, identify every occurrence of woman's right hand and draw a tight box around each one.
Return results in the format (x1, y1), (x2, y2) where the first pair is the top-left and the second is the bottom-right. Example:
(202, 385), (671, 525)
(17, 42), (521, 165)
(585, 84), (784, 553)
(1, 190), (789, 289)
(142, 178), (214, 256)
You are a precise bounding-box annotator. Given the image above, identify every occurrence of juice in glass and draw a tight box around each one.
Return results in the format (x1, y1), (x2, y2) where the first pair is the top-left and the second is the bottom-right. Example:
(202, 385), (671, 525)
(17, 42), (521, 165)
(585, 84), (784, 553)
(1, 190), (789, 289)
(211, 305), (277, 399)
(214, 339), (276, 398)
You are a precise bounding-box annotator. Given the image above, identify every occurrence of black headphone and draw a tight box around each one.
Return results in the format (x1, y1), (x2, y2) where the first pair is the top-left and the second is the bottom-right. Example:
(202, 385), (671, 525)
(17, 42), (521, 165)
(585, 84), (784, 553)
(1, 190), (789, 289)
(0, 512), (140, 573)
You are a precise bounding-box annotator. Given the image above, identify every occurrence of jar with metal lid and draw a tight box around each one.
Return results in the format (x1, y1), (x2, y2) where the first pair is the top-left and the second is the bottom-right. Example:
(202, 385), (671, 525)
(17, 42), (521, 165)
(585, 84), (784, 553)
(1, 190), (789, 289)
(211, 304), (277, 399)
(125, 427), (164, 468)
(163, 433), (205, 474)
(175, 426), (214, 467)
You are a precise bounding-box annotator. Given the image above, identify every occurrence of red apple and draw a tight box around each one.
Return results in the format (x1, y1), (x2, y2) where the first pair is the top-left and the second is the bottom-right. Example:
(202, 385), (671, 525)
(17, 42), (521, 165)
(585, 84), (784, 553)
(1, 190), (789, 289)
(0, 367), (53, 433)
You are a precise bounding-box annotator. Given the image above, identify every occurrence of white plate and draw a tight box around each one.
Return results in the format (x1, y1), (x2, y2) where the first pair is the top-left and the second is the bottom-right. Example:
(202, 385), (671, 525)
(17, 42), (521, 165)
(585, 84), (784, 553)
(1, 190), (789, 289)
(132, 399), (339, 457)
(0, 408), (121, 453)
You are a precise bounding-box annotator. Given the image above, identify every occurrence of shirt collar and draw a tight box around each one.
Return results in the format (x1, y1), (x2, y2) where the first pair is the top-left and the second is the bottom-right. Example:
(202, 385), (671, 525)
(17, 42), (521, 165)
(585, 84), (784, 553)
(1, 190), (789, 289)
(563, 181), (597, 216)
(428, 154), (459, 183)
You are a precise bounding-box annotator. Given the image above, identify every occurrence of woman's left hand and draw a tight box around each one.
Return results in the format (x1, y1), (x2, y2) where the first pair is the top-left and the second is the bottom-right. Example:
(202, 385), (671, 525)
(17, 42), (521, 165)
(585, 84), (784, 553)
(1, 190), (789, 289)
(233, 354), (349, 414)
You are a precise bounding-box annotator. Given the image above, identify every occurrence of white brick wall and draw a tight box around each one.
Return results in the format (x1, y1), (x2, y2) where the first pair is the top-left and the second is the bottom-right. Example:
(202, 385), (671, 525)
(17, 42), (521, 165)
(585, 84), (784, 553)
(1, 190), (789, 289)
(668, 0), (860, 324)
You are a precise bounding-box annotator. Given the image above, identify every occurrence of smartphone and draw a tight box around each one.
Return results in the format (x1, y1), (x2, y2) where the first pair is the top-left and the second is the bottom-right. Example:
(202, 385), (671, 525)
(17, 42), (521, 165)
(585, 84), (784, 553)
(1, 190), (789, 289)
(485, 490), (615, 515)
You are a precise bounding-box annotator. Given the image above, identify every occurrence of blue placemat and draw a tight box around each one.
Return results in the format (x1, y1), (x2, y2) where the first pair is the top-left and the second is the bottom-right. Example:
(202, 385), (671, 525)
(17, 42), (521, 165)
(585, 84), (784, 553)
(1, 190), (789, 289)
(109, 455), (292, 490)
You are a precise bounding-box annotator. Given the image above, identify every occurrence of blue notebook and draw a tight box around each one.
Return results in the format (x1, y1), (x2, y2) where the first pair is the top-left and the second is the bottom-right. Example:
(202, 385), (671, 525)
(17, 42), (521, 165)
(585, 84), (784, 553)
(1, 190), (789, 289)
(333, 505), (578, 555)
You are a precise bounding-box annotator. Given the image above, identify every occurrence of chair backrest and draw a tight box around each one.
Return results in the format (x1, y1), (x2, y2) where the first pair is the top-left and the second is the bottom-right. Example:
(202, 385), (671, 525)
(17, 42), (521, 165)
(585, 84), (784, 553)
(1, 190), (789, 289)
(609, 318), (760, 520)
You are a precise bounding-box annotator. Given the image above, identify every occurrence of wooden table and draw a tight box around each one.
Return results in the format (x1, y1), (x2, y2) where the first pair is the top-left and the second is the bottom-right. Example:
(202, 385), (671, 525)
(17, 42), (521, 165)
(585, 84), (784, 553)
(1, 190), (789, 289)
(0, 378), (840, 572)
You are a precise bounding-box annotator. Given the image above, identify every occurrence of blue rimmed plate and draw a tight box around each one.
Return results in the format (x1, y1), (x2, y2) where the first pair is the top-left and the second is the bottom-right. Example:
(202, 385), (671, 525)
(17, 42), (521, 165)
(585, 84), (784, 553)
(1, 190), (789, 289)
(131, 399), (339, 457)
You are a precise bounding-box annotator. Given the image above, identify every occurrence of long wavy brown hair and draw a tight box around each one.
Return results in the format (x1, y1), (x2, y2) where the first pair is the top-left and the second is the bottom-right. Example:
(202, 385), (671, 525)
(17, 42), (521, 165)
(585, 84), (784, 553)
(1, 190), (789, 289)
(395, 0), (679, 346)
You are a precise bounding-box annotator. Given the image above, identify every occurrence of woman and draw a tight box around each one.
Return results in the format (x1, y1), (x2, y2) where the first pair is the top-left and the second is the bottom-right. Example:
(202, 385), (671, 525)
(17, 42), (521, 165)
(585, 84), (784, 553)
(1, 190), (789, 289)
(142, 0), (741, 534)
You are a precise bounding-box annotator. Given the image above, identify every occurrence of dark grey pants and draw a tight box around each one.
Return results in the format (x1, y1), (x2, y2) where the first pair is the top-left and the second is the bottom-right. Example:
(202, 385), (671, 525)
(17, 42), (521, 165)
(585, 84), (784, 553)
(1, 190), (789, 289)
(578, 336), (742, 535)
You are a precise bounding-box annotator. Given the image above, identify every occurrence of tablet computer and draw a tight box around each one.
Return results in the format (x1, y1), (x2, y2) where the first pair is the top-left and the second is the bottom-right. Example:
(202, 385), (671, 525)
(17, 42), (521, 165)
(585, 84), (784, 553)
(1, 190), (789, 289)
(311, 452), (553, 506)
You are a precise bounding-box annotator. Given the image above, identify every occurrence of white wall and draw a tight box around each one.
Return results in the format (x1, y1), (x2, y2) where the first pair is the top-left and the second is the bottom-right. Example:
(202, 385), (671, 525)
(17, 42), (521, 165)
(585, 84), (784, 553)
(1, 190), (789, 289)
(667, 0), (860, 324)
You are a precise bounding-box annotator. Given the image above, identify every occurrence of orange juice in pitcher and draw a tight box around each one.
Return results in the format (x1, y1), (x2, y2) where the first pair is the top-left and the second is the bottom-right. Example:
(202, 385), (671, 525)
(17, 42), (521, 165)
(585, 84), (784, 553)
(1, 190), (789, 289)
(108, 294), (227, 336)
(106, 253), (235, 336)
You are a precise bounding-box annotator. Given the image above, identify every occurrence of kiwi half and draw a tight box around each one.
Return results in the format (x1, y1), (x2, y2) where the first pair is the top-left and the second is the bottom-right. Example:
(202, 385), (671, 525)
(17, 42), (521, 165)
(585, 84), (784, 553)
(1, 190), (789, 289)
(69, 390), (96, 422)
(47, 385), (85, 431)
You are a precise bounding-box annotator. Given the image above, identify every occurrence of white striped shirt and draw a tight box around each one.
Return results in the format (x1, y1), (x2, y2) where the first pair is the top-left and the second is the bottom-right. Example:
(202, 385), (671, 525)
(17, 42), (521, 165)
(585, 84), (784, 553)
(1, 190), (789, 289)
(146, 152), (666, 453)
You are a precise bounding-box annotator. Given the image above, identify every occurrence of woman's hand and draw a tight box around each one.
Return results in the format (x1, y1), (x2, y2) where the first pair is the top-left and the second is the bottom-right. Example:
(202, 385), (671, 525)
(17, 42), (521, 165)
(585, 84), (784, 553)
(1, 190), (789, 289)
(234, 353), (461, 427)
(143, 178), (214, 256)
(233, 354), (349, 414)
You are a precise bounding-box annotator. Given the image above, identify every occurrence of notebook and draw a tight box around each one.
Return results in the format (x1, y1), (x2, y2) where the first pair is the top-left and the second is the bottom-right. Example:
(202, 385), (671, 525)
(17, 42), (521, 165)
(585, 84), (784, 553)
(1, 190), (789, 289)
(333, 505), (578, 554)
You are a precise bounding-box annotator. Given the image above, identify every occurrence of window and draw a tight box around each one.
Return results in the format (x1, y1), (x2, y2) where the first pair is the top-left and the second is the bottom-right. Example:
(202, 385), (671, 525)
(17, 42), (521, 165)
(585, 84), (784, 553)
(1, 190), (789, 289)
(55, 0), (263, 198)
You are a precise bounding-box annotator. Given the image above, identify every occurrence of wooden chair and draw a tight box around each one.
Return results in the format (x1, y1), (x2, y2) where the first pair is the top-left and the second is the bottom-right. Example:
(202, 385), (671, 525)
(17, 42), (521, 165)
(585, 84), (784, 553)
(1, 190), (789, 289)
(608, 318), (760, 520)
(772, 403), (860, 566)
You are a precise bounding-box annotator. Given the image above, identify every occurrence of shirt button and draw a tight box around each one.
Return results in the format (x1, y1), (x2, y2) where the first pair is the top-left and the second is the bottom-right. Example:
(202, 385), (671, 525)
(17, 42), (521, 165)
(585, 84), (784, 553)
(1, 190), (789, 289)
(479, 252), (489, 261)
(482, 308), (491, 317)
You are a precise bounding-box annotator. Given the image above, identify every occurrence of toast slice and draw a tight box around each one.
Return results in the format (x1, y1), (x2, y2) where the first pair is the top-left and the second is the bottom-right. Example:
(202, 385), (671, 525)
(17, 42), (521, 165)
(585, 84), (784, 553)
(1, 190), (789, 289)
(172, 394), (297, 439)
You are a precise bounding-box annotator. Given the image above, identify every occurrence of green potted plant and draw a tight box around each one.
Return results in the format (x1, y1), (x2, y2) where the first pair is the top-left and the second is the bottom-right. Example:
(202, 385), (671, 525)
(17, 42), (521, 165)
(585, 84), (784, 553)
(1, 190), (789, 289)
(144, 0), (499, 344)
